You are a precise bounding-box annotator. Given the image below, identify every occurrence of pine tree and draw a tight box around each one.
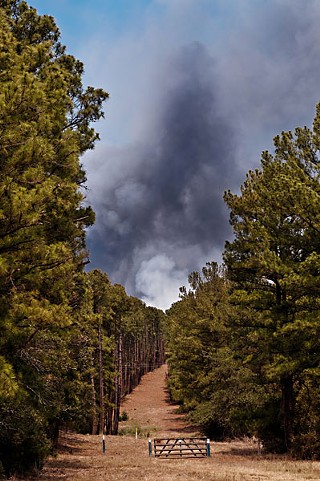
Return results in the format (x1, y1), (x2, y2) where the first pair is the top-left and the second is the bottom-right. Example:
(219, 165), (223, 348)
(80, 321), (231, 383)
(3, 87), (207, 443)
(223, 107), (320, 455)
(0, 2), (108, 475)
(165, 263), (258, 438)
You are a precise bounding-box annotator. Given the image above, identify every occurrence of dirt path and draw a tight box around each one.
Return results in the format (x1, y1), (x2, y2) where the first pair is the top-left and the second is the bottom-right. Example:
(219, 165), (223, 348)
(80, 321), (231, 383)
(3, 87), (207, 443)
(36, 365), (320, 481)
(120, 364), (197, 437)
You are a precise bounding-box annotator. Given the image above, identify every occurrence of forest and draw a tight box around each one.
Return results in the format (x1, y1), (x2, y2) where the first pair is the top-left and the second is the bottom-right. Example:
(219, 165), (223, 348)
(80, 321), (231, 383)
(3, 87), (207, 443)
(166, 125), (320, 459)
(0, 0), (319, 477)
(0, 1), (165, 477)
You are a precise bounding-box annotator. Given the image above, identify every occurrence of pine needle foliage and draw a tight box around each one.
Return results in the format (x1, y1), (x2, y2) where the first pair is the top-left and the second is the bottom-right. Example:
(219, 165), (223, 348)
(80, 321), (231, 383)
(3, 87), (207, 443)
(0, 1), (108, 476)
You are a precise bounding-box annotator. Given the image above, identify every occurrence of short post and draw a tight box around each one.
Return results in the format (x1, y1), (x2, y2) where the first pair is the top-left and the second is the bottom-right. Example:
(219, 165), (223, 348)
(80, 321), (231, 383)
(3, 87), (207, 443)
(257, 438), (262, 455)
(178, 439), (182, 457)
(206, 438), (211, 457)
(148, 438), (152, 457)
(102, 434), (106, 454)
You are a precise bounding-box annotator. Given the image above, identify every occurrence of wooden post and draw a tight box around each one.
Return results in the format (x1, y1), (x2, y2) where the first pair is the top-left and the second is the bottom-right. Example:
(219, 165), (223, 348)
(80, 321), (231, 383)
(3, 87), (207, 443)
(206, 438), (211, 457)
(148, 439), (152, 457)
(102, 434), (106, 454)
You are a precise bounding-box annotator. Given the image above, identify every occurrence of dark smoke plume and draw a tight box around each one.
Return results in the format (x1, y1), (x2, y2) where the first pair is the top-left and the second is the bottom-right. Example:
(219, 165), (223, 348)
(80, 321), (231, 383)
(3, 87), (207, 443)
(84, 0), (320, 309)
(86, 42), (239, 308)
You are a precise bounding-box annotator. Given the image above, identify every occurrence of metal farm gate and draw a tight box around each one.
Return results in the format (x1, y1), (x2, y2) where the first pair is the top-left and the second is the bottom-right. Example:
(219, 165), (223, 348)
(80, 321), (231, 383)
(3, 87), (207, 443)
(149, 437), (211, 458)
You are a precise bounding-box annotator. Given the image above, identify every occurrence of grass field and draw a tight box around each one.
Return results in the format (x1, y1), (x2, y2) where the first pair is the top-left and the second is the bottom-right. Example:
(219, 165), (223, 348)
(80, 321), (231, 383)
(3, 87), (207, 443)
(19, 366), (320, 481)
(35, 432), (320, 481)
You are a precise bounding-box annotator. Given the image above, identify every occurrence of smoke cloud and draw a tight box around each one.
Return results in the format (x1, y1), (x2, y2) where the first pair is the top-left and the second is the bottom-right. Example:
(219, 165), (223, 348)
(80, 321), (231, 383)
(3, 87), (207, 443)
(82, 0), (320, 310)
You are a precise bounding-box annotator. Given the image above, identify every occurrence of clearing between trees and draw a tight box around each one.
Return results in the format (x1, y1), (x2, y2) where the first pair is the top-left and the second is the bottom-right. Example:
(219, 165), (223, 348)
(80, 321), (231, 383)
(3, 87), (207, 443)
(37, 365), (320, 481)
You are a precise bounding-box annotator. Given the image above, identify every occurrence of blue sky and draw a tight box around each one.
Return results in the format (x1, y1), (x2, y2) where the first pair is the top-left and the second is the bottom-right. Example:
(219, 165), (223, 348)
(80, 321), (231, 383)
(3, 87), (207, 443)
(30, 0), (246, 145)
(29, 0), (320, 309)
(32, 1), (154, 47)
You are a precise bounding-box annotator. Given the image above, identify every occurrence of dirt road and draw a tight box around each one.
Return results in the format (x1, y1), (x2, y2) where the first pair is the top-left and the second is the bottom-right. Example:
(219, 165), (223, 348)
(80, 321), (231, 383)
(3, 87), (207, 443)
(37, 365), (320, 481)
(120, 364), (197, 437)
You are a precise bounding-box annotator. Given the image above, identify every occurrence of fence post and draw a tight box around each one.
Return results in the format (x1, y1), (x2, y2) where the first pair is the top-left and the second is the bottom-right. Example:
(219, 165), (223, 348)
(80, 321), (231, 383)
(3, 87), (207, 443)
(102, 434), (106, 454)
(206, 438), (211, 457)
(148, 438), (152, 457)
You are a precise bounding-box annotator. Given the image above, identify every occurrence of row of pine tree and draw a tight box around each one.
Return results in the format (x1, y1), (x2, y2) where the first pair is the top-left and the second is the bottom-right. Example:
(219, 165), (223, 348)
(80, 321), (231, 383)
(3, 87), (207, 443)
(166, 113), (320, 459)
(0, 2), (165, 477)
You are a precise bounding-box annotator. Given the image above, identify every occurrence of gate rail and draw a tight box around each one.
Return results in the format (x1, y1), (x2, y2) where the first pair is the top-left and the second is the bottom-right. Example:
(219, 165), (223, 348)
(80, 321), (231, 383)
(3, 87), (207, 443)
(149, 437), (211, 458)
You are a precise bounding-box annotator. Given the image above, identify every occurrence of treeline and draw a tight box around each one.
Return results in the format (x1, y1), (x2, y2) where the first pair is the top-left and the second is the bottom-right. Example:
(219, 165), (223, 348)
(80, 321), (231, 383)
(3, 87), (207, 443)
(0, 2), (164, 477)
(165, 109), (320, 459)
(87, 269), (165, 438)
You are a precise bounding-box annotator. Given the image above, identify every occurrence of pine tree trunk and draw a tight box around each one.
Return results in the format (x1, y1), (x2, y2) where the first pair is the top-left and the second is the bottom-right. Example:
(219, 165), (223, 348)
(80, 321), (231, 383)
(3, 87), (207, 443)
(280, 375), (295, 451)
(98, 323), (105, 435)
(105, 406), (113, 435)
(112, 333), (122, 434)
(90, 355), (98, 435)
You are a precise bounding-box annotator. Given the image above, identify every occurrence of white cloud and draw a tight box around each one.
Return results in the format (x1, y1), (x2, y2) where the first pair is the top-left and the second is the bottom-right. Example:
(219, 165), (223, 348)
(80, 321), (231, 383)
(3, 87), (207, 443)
(135, 254), (187, 310)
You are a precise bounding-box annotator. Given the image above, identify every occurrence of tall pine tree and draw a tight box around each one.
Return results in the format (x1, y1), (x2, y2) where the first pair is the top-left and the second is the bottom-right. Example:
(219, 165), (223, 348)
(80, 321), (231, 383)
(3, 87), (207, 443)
(224, 107), (320, 455)
(0, 1), (108, 476)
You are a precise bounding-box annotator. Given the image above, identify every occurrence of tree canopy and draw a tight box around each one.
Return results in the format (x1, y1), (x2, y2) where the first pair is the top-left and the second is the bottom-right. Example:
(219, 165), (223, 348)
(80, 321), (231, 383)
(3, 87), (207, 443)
(0, 1), (110, 475)
(223, 111), (320, 454)
(0, 4), (166, 476)
(166, 106), (320, 459)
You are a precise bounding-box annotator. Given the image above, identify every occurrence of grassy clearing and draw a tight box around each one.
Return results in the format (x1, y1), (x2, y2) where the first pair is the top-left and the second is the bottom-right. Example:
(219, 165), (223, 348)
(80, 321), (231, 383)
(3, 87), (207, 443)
(118, 422), (157, 438)
(22, 367), (320, 481)
(33, 433), (320, 481)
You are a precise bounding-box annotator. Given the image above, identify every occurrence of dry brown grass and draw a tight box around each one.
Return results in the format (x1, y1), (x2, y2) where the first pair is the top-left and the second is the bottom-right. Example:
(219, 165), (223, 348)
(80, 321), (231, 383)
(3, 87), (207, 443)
(19, 365), (320, 481)
(35, 433), (320, 481)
